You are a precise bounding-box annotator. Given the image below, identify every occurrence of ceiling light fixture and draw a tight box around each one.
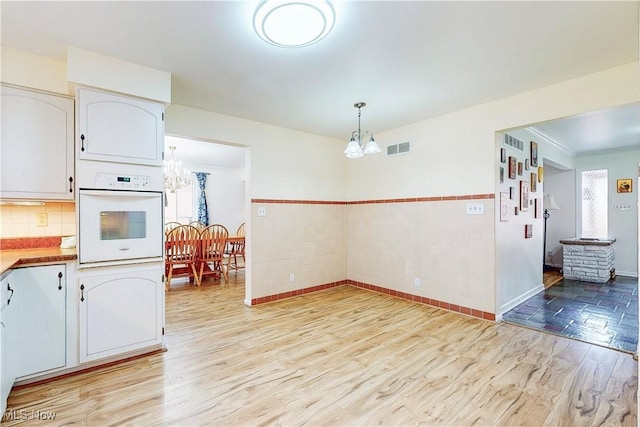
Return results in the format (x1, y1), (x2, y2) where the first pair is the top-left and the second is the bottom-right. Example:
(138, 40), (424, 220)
(164, 146), (191, 193)
(253, 0), (335, 48)
(344, 102), (381, 159)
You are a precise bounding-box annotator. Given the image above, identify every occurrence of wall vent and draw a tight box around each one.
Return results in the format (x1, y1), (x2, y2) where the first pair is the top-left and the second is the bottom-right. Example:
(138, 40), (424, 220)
(387, 141), (411, 156)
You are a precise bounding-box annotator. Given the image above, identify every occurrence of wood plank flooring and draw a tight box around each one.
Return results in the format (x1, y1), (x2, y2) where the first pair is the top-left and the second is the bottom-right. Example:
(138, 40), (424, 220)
(2, 274), (637, 426)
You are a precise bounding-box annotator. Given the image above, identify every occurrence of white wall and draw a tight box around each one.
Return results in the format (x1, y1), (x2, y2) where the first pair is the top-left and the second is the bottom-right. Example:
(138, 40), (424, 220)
(543, 167), (576, 268)
(574, 147), (639, 277)
(187, 165), (245, 234)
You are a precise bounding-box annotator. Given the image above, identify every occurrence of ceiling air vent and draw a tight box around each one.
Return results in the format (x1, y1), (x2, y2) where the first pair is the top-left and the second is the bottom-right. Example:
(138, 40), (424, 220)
(387, 141), (411, 156)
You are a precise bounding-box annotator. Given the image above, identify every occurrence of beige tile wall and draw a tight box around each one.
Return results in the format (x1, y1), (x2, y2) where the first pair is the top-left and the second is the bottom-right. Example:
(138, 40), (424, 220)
(251, 203), (346, 298)
(347, 199), (495, 313)
(0, 202), (76, 238)
(250, 198), (495, 313)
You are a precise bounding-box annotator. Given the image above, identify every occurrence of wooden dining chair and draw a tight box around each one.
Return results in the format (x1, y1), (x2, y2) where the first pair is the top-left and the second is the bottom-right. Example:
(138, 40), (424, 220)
(227, 222), (245, 272)
(164, 221), (181, 234)
(165, 225), (201, 291)
(198, 224), (229, 284)
(189, 220), (207, 231)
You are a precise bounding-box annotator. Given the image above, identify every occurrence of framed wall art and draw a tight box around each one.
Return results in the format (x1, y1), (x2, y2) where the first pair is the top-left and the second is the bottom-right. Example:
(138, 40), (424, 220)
(525, 224), (533, 239)
(525, 159), (530, 170)
(517, 162), (523, 176)
(500, 167), (504, 183)
(500, 192), (509, 222)
(509, 186), (515, 199)
(500, 148), (506, 163)
(520, 180), (529, 211)
(530, 172), (537, 192)
(530, 141), (538, 167)
(617, 179), (632, 193)
(534, 198), (540, 218)
(508, 156), (516, 179)
(538, 166), (543, 183)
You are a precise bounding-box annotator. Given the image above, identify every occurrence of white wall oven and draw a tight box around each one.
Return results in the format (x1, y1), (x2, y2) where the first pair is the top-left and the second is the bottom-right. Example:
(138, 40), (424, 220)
(78, 173), (163, 266)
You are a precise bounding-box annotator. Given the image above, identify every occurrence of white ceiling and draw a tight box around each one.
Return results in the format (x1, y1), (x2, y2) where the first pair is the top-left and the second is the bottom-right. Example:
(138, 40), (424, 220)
(2, 1), (638, 163)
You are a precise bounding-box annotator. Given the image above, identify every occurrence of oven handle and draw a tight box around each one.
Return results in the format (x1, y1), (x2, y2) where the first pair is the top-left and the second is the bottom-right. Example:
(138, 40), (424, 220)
(80, 190), (161, 198)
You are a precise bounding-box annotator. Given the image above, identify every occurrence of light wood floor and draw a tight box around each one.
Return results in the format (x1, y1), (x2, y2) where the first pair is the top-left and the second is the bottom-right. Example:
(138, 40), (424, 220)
(2, 273), (637, 426)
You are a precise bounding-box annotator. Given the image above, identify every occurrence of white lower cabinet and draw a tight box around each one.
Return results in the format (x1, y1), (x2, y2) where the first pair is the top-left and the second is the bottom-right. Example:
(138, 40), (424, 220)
(10, 265), (67, 378)
(0, 272), (14, 416)
(79, 264), (164, 363)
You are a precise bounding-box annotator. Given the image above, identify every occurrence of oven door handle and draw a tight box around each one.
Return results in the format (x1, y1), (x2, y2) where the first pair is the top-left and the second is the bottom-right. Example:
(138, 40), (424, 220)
(80, 190), (161, 198)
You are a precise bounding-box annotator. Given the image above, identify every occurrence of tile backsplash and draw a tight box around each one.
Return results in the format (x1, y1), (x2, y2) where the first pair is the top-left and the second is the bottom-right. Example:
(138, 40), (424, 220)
(0, 202), (75, 238)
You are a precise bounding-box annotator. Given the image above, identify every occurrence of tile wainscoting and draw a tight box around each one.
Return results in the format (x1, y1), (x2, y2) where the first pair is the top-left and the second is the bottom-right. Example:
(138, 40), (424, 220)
(251, 194), (496, 318)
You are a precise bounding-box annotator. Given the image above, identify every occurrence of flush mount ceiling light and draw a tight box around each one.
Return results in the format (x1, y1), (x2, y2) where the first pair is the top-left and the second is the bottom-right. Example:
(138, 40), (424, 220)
(253, 0), (335, 48)
(344, 102), (381, 159)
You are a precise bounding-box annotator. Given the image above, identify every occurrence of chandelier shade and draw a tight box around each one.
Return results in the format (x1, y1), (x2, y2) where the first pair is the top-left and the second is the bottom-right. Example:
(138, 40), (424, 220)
(164, 146), (191, 193)
(344, 102), (380, 159)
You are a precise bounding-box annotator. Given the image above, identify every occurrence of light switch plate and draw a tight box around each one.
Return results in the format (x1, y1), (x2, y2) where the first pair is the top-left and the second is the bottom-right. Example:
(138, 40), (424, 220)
(466, 202), (485, 215)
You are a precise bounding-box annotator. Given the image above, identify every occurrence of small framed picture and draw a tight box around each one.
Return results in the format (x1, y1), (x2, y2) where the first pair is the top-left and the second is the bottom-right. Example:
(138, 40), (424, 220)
(530, 172), (537, 192)
(500, 148), (506, 163)
(530, 141), (538, 167)
(525, 159), (530, 170)
(514, 207), (519, 216)
(538, 166), (544, 183)
(525, 224), (533, 239)
(517, 162), (523, 176)
(534, 198), (540, 218)
(617, 179), (632, 193)
(508, 156), (516, 179)
(509, 186), (515, 200)
(520, 180), (529, 211)
(500, 192), (509, 222)
(500, 167), (504, 183)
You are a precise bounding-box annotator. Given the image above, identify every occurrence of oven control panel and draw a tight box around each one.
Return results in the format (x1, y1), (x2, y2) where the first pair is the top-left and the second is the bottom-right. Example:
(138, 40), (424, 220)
(95, 173), (151, 190)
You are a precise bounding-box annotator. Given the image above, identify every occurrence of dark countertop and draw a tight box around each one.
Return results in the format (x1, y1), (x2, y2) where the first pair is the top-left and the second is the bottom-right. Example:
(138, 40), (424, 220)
(559, 237), (616, 246)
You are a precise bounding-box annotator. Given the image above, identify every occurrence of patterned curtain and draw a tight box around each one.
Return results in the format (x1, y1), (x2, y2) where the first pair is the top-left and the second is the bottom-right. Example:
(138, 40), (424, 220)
(195, 172), (209, 225)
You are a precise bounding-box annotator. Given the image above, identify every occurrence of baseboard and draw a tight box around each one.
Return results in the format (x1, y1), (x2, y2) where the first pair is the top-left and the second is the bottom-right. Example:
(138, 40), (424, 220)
(500, 284), (544, 315)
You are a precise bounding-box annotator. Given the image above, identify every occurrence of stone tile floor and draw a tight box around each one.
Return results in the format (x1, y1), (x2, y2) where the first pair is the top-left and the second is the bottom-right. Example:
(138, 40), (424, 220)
(503, 275), (638, 353)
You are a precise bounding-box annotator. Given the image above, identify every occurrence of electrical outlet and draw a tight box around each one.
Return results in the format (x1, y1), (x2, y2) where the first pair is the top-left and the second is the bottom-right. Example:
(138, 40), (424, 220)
(257, 206), (266, 217)
(36, 212), (48, 227)
(289, 273), (295, 283)
(414, 277), (421, 287)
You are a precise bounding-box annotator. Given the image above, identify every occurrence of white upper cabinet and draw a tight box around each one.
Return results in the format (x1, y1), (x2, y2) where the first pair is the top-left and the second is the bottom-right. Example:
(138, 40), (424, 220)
(1, 85), (75, 200)
(77, 88), (164, 166)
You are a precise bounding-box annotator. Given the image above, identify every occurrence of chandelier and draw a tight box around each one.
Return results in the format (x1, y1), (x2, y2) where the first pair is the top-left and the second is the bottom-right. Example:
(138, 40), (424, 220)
(343, 102), (381, 158)
(164, 146), (191, 192)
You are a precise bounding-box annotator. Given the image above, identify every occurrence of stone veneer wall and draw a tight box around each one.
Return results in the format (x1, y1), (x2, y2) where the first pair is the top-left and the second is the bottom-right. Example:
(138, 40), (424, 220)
(562, 244), (615, 283)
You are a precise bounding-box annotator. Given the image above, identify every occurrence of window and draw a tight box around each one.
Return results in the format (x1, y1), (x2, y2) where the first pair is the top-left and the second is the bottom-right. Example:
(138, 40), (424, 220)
(581, 169), (608, 238)
(164, 180), (194, 224)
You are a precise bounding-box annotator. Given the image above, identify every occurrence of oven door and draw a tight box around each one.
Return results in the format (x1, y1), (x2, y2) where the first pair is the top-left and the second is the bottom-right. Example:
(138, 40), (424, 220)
(79, 190), (163, 265)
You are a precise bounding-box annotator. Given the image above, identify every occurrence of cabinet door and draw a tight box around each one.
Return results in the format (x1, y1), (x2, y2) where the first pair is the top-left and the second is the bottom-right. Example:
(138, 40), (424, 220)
(79, 266), (163, 363)
(77, 88), (164, 166)
(1, 85), (75, 200)
(9, 265), (66, 378)
(0, 274), (15, 417)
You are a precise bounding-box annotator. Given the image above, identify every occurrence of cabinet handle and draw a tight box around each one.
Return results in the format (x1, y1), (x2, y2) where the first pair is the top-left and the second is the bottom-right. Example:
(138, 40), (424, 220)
(80, 284), (85, 302)
(58, 271), (63, 290)
(80, 134), (85, 152)
(7, 283), (13, 305)
(68, 176), (74, 193)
